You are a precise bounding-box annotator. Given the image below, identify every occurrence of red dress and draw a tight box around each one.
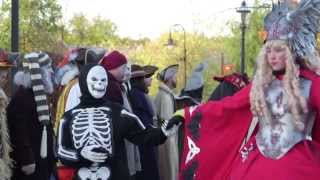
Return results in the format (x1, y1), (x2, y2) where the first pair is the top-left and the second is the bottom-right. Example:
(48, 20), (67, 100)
(230, 69), (320, 180)
(188, 69), (320, 180)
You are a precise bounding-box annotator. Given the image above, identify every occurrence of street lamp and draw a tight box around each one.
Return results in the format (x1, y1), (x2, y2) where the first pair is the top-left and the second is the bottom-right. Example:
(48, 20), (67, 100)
(11, 0), (19, 52)
(165, 24), (187, 87)
(236, 0), (251, 75)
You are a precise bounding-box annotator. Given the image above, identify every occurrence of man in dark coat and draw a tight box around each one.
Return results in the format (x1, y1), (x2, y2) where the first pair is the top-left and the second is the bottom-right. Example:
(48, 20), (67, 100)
(129, 64), (160, 180)
(7, 52), (55, 180)
(100, 50), (141, 180)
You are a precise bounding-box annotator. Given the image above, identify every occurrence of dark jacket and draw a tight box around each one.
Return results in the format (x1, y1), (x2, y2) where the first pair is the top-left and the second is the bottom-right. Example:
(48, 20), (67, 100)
(105, 72), (123, 105)
(129, 86), (160, 180)
(7, 87), (55, 180)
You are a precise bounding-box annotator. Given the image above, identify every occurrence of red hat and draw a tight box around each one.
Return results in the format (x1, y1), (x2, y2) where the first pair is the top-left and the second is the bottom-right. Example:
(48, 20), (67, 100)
(100, 50), (127, 70)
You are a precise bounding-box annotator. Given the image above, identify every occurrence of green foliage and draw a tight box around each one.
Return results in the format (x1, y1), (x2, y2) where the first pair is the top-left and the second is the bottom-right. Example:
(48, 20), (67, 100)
(0, 0), (63, 52)
(224, 0), (269, 77)
(128, 32), (225, 99)
(64, 14), (120, 48)
(0, 0), (273, 102)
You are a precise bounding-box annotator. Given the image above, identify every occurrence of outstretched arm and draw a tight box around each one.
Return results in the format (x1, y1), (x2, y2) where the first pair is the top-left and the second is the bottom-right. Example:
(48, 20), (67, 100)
(121, 109), (181, 146)
(200, 84), (252, 118)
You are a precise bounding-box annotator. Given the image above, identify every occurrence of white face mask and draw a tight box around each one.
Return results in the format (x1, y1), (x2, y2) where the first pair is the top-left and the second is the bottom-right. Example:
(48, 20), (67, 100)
(86, 66), (108, 99)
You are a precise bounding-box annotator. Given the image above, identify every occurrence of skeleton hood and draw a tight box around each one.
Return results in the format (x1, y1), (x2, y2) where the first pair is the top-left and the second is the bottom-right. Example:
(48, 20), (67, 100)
(79, 64), (108, 106)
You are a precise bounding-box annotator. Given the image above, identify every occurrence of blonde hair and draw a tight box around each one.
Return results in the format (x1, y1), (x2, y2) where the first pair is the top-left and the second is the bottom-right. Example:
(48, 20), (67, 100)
(250, 40), (308, 130)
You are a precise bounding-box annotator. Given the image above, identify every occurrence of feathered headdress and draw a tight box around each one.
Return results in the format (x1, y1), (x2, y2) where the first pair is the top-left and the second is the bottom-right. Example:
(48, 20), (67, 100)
(264, 0), (320, 67)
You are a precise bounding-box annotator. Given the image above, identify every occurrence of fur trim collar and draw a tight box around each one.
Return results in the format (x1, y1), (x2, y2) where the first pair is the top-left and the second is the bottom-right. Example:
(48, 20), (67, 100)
(13, 71), (31, 88)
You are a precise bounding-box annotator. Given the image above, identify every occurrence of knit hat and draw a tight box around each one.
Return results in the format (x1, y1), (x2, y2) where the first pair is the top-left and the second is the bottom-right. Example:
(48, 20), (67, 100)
(184, 61), (208, 91)
(179, 61), (208, 104)
(131, 64), (146, 78)
(100, 50), (127, 70)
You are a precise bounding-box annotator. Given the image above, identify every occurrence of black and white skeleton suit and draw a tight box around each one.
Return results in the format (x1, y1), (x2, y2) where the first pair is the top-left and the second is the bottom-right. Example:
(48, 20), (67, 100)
(57, 64), (180, 180)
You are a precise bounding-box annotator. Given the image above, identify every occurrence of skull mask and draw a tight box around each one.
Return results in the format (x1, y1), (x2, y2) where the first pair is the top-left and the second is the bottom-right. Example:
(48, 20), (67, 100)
(86, 66), (108, 99)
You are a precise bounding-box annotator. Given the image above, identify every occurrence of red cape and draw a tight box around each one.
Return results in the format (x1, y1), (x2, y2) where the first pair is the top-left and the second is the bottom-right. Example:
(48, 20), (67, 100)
(179, 84), (252, 180)
(182, 69), (320, 180)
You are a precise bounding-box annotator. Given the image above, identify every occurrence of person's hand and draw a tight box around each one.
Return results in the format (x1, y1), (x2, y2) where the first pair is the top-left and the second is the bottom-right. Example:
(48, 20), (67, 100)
(161, 116), (183, 137)
(21, 163), (36, 175)
(80, 145), (108, 163)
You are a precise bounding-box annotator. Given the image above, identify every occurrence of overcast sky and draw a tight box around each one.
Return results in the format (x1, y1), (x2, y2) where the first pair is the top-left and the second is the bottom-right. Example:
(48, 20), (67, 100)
(58, 0), (259, 39)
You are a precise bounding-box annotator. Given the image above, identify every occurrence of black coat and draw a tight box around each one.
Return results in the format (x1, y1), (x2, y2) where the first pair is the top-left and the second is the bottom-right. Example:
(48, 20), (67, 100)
(129, 87), (160, 180)
(7, 87), (55, 180)
(105, 73), (123, 105)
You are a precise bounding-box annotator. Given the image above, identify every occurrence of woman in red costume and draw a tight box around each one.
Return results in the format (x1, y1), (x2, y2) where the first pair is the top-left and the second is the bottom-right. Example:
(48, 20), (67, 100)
(178, 0), (320, 179)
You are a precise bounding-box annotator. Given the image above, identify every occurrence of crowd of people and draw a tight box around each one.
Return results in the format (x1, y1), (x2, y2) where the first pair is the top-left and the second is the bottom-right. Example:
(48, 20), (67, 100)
(0, 0), (319, 179)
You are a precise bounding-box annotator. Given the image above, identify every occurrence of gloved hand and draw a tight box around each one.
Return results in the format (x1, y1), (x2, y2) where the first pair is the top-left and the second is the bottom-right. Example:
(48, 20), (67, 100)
(80, 145), (108, 163)
(21, 163), (36, 175)
(161, 115), (183, 137)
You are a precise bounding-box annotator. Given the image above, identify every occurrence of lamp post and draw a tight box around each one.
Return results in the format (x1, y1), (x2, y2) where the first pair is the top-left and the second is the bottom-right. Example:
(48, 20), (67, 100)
(11, 0), (19, 52)
(165, 24), (187, 87)
(11, 0), (19, 94)
(237, 0), (251, 75)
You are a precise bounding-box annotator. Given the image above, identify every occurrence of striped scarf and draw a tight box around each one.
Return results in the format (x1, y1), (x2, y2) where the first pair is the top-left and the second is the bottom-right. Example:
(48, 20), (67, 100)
(23, 52), (52, 159)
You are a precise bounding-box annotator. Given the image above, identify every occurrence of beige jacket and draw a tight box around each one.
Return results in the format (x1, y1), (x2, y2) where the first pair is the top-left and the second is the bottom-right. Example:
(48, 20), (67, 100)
(154, 82), (179, 180)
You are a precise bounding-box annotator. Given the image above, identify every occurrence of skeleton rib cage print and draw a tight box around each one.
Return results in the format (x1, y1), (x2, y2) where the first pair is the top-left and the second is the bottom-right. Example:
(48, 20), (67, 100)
(58, 107), (114, 161)
(71, 107), (113, 155)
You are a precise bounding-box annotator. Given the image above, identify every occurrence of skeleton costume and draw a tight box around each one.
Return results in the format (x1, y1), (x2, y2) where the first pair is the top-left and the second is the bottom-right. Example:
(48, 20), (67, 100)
(174, 1), (320, 179)
(54, 48), (107, 134)
(57, 64), (180, 180)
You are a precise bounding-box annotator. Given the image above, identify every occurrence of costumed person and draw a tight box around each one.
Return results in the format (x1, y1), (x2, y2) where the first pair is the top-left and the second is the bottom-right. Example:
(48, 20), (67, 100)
(172, 0), (320, 179)
(54, 47), (106, 180)
(54, 48), (106, 131)
(142, 65), (159, 126)
(57, 64), (182, 180)
(154, 64), (180, 180)
(7, 52), (55, 180)
(100, 50), (141, 180)
(129, 64), (160, 180)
